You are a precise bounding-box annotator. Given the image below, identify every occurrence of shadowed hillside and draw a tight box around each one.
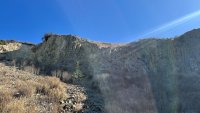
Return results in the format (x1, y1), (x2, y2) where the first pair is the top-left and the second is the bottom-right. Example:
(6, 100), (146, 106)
(1, 29), (200, 113)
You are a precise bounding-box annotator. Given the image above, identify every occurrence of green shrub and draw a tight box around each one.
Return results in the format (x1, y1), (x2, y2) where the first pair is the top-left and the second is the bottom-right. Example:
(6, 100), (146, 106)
(0, 40), (7, 45)
(72, 61), (83, 79)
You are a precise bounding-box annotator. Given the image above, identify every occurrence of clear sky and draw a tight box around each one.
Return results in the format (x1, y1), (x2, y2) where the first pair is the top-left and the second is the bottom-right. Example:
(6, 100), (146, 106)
(1, 0), (200, 43)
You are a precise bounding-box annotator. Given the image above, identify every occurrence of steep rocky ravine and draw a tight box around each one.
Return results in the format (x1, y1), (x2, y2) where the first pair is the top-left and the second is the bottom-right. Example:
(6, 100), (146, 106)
(1, 29), (200, 113)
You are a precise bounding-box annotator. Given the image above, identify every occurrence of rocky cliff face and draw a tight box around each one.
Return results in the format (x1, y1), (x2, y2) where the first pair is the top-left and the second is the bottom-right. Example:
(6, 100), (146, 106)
(1, 29), (200, 113)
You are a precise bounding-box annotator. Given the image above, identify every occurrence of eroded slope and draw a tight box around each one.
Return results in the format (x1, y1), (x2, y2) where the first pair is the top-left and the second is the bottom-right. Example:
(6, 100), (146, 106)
(0, 63), (88, 113)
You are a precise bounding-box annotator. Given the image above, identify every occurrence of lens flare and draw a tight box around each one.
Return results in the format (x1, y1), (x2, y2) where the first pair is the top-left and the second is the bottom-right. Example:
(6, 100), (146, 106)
(139, 10), (200, 38)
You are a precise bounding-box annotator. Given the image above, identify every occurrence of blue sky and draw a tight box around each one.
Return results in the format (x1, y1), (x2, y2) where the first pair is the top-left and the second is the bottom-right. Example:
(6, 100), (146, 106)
(0, 0), (200, 43)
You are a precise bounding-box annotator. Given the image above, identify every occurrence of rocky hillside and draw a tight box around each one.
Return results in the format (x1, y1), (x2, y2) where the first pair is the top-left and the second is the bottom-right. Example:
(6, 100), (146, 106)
(1, 29), (200, 113)
(0, 62), (89, 113)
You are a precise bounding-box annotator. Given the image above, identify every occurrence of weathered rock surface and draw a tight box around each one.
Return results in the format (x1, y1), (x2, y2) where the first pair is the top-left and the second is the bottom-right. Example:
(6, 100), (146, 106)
(1, 29), (200, 113)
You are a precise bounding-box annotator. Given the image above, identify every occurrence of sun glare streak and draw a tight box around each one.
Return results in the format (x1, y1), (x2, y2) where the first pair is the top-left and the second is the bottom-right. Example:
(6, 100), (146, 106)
(139, 10), (200, 38)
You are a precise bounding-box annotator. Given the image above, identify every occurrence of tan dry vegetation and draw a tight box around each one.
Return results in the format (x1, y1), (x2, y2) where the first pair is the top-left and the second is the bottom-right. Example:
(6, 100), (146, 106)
(0, 63), (67, 113)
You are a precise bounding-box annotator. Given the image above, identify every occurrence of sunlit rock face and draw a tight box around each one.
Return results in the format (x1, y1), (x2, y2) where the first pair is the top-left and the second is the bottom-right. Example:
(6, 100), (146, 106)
(1, 29), (200, 113)
(0, 42), (22, 53)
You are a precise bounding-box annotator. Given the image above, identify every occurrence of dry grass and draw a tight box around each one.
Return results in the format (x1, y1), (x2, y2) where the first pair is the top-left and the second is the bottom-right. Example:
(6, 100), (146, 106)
(0, 63), (68, 113)
(4, 99), (26, 113)
(35, 77), (67, 101)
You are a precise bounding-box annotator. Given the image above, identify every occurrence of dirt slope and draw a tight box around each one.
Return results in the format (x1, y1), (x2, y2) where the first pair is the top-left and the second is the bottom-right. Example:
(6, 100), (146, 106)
(0, 62), (88, 113)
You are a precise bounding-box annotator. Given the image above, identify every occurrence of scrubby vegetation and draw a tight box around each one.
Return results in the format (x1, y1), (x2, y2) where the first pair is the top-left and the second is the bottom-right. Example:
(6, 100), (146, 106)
(0, 63), (67, 113)
(0, 40), (7, 45)
(72, 61), (83, 79)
